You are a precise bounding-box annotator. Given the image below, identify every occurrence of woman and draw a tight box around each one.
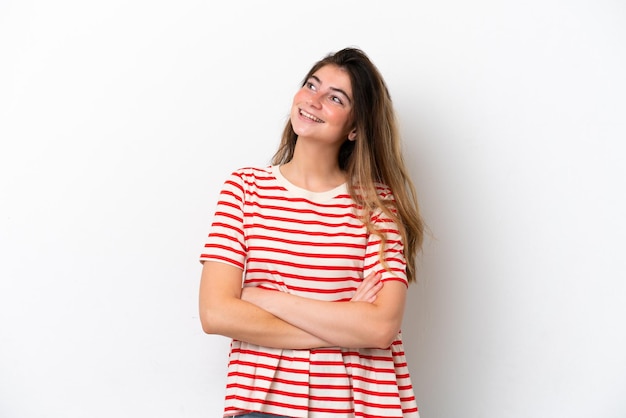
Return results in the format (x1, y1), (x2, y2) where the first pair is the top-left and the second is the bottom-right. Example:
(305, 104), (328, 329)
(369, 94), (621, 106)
(199, 47), (425, 418)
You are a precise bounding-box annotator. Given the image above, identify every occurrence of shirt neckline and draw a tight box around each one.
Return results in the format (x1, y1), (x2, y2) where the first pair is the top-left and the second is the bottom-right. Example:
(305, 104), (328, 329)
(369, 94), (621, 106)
(272, 165), (348, 203)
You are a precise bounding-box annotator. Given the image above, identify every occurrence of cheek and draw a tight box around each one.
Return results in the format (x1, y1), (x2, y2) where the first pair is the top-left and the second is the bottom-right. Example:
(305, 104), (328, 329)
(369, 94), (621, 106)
(293, 89), (309, 104)
(329, 109), (352, 126)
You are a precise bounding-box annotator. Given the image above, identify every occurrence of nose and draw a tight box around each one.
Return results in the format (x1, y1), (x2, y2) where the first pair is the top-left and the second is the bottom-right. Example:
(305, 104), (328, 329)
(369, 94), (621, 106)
(307, 91), (323, 108)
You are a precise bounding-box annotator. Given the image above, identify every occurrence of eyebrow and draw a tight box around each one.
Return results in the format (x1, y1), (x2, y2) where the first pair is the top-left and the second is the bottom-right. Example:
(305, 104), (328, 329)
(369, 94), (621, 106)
(309, 75), (352, 104)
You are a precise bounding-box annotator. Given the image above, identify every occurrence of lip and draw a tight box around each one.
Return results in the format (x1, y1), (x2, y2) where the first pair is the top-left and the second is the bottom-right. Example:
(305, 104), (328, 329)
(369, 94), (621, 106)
(298, 108), (324, 123)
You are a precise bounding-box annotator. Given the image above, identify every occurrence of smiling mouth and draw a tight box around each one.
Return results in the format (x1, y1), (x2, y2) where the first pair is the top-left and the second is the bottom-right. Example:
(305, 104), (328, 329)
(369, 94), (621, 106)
(299, 109), (324, 123)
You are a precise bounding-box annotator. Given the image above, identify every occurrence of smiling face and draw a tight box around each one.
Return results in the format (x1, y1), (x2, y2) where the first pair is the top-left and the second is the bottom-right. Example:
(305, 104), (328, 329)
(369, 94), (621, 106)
(290, 64), (357, 147)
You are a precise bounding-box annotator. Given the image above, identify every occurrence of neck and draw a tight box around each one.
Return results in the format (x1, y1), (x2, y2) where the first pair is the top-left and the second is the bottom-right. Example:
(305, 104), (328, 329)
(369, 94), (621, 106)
(280, 139), (346, 192)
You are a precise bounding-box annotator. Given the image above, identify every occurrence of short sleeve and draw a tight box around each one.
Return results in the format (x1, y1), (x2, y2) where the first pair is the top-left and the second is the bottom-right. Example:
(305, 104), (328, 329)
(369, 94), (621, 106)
(199, 170), (247, 270)
(362, 186), (408, 287)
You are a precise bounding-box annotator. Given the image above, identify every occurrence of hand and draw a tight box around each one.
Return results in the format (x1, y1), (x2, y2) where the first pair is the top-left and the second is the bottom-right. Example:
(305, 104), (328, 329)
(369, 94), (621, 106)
(351, 272), (383, 303)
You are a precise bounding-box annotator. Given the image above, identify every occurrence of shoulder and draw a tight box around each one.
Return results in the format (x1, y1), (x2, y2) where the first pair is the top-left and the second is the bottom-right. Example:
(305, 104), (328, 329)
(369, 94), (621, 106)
(353, 181), (395, 202)
(223, 165), (274, 185)
(228, 165), (273, 179)
(370, 182), (400, 221)
(220, 166), (282, 200)
(374, 182), (396, 202)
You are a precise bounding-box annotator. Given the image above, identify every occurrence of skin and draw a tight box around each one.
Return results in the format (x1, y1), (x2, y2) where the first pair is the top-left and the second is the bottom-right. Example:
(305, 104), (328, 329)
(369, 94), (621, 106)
(240, 278), (407, 349)
(281, 64), (357, 191)
(199, 262), (385, 349)
(199, 64), (408, 350)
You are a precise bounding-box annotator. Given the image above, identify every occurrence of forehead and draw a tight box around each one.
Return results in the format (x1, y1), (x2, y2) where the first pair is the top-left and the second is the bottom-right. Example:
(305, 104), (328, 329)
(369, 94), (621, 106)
(311, 64), (353, 95)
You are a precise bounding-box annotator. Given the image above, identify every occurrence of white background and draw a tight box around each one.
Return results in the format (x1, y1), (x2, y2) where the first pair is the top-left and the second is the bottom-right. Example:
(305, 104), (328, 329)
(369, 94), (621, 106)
(1, 1), (625, 417)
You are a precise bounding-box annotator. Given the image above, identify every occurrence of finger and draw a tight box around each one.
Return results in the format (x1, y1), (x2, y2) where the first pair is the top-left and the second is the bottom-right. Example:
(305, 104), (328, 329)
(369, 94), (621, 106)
(351, 273), (382, 302)
(363, 280), (384, 302)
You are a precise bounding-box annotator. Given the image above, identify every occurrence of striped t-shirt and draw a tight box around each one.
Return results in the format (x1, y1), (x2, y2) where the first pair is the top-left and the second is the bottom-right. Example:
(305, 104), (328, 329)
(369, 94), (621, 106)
(200, 165), (419, 418)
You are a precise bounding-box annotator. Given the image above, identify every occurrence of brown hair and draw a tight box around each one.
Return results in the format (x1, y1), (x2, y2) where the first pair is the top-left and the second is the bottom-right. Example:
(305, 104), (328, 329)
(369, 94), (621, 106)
(272, 47), (425, 283)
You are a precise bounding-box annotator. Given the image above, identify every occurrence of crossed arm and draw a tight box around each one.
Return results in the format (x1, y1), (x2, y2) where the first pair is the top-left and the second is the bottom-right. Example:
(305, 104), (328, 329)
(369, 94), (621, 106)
(198, 260), (408, 350)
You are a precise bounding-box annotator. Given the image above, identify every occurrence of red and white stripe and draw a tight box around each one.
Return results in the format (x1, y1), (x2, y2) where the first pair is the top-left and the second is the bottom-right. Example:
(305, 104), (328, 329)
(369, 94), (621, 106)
(200, 166), (419, 417)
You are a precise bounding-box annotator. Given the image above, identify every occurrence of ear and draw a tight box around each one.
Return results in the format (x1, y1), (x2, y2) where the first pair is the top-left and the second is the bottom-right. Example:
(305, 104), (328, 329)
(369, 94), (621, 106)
(347, 128), (357, 141)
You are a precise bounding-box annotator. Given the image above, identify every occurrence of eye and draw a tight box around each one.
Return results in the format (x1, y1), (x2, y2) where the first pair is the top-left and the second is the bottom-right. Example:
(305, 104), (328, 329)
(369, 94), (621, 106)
(330, 95), (343, 105)
(305, 81), (317, 91)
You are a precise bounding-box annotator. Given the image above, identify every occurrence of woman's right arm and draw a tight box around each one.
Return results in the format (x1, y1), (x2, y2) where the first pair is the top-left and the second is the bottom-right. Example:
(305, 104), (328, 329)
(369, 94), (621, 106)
(199, 260), (334, 349)
(199, 261), (383, 349)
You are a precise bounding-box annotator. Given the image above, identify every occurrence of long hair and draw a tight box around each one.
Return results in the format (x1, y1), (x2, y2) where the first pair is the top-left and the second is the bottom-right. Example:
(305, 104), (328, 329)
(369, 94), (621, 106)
(272, 47), (425, 283)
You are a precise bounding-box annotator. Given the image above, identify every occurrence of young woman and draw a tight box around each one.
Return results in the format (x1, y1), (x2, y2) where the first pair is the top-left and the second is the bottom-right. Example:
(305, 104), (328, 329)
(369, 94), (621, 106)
(199, 47), (425, 418)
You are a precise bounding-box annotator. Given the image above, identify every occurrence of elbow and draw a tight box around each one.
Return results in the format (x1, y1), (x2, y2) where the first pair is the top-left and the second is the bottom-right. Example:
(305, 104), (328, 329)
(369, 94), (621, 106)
(199, 307), (221, 335)
(198, 293), (241, 336)
(199, 314), (213, 335)
(200, 318), (213, 335)
(374, 334), (398, 350)
(371, 324), (401, 349)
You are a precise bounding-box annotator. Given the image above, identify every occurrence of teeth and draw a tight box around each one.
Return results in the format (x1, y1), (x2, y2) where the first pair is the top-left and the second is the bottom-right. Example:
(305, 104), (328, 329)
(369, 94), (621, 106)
(300, 109), (323, 123)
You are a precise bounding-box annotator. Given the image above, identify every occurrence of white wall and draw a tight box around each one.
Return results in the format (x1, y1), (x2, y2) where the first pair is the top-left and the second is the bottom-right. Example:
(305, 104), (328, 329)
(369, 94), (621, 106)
(1, 1), (624, 417)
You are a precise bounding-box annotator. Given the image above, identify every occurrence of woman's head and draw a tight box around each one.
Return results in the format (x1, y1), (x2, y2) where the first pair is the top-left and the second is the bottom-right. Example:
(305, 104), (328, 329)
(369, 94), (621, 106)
(289, 63), (357, 151)
(309, 48), (394, 175)
(274, 47), (395, 178)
